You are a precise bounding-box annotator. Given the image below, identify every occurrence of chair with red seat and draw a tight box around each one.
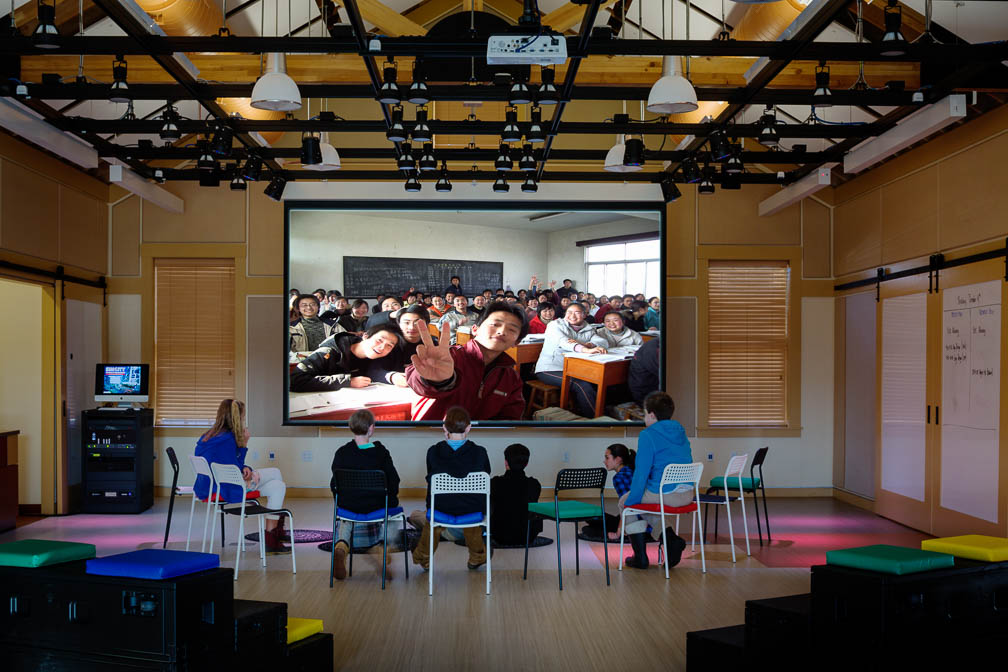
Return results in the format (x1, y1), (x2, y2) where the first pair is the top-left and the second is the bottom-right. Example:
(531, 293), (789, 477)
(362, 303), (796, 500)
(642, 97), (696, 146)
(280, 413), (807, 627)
(188, 455), (259, 553)
(619, 462), (706, 576)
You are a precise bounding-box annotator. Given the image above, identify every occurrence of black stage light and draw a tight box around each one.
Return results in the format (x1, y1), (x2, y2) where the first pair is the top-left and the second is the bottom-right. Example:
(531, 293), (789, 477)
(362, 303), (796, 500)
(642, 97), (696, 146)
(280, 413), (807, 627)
(264, 175), (287, 201)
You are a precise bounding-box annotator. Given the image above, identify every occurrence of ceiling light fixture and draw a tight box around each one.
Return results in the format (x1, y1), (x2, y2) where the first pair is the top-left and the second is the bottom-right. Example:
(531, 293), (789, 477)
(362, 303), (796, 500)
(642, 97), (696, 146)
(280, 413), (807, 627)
(709, 131), (731, 160)
(495, 143), (513, 171)
(304, 132), (341, 171)
(757, 106), (779, 147)
(698, 168), (715, 195)
(812, 62), (832, 108)
(493, 174), (510, 193)
(604, 135), (638, 173)
(418, 142), (437, 171)
(251, 53), (301, 111)
(647, 56), (698, 114)
(241, 156), (262, 181)
(509, 78), (532, 106)
(404, 175), (421, 192)
(527, 107), (545, 144)
(159, 104), (180, 141)
(300, 131), (322, 166)
(521, 176), (538, 193)
(880, 0), (908, 57)
(152, 168), (165, 184)
(264, 174), (287, 201)
(109, 56), (130, 103)
(682, 157), (701, 183)
(519, 144), (537, 172)
(502, 107), (522, 143)
(435, 162), (452, 192)
(33, 0), (59, 49)
(196, 140), (216, 171)
(386, 105), (407, 142)
(229, 175), (247, 191)
(724, 145), (744, 174)
(660, 177), (681, 203)
(397, 142), (415, 171)
(408, 61), (430, 105)
(412, 107), (432, 143)
(378, 58), (401, 104)
(536, 67), (559, 106)
(211, 123), (233, 156)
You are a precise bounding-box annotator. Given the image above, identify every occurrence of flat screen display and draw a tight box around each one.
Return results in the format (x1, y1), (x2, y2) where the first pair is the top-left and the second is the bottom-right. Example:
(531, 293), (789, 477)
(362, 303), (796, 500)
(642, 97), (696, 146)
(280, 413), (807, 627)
(95, 364), (149, 402)
(284, 201), (665, 427)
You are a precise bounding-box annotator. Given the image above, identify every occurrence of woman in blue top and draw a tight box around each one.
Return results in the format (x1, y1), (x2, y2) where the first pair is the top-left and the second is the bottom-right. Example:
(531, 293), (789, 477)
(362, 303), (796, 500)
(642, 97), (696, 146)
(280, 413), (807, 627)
(644, 297), (661, 331)
(194, 399), (290, 553)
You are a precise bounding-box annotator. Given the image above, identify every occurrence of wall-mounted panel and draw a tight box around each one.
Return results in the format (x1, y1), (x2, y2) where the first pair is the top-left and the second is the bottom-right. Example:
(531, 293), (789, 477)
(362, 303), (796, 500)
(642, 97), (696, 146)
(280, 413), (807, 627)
(802, 198), (831, 278)
(698, 184), (801, 246)
(844, 291), (877, 498)
(0, 159), (59, 261)
(111, 197), (141, 276)
(834, 189), (881, 276)
(248, 189), (283, 276)
(142, 182), (245, 243)
(666, 188), (696, 277)
(881, 166), (938, 265)
(59, 186), (106, 274)
(665, 295), (696, 437)
(938, 133), (1008, 250)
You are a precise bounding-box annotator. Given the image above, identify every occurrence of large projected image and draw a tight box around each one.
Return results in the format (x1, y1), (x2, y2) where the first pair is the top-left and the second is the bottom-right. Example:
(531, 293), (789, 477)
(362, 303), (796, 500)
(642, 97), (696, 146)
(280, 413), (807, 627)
(285, 204), (664, 426)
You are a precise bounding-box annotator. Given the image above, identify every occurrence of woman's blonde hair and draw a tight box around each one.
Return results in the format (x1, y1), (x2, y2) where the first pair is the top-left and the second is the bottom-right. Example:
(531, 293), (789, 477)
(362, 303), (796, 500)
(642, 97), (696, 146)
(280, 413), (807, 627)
(202, 399), (248, 447)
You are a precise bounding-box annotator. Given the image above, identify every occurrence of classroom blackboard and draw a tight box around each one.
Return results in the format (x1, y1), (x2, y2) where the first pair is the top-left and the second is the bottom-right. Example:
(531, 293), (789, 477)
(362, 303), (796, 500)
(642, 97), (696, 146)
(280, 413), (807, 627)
(343, 256), (504, 298)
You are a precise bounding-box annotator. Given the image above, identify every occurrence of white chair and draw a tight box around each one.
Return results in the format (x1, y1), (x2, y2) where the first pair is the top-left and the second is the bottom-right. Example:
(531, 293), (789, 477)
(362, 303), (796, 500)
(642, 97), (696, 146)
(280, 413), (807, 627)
(209, 462), (297, 580)
(190, 455), (260, 553)
(620, 462), (706, 576)
(699, 454), (751, 562)
(428, 472), (491, 596)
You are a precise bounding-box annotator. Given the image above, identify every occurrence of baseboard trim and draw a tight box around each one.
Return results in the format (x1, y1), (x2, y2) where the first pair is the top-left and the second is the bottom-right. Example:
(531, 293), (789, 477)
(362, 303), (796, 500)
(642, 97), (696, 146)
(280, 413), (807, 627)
(832, 488), (875, 512)
(18, 504), (41, 516)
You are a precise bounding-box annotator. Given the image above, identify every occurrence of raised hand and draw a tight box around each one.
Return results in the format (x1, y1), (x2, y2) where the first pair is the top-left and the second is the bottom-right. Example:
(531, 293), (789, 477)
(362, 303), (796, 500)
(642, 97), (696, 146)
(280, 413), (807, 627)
(410, 320), (454, 382)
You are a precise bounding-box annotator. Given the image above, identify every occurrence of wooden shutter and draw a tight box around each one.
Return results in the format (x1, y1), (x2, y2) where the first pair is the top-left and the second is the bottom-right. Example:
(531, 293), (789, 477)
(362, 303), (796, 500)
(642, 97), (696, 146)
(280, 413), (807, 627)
(708, 261), (790, 426)
(154, 259), (235, 426)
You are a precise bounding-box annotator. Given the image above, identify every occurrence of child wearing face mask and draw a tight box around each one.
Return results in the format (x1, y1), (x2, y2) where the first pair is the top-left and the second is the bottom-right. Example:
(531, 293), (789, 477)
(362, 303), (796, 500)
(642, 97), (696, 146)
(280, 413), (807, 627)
(411, 406), (491, 571)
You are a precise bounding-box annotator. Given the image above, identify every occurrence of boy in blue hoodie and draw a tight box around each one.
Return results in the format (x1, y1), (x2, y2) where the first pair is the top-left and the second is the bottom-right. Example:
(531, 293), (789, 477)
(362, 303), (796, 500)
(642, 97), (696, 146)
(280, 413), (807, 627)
(621, 391), (692, 569)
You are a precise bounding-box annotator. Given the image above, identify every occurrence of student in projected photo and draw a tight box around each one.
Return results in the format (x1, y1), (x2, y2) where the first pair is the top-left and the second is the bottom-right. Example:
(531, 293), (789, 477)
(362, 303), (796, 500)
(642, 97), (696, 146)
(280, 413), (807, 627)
(289, 322), (406, 392)
(591, 310), (644, 349)
(290, 293), (343, 353)
(534, 302), (606, 418)
(406, 300), (527, 421)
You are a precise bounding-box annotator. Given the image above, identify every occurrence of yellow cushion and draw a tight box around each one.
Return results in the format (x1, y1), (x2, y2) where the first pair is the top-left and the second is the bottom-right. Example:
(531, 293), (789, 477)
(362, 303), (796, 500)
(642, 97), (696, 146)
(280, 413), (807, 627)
(287, 617), (324, 645)
(921, 535), (1008, 562)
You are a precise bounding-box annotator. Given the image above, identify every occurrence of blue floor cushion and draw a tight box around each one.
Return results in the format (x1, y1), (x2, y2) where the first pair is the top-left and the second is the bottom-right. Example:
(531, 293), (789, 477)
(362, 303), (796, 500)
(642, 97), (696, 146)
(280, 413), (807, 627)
(87, 549), (219, 579)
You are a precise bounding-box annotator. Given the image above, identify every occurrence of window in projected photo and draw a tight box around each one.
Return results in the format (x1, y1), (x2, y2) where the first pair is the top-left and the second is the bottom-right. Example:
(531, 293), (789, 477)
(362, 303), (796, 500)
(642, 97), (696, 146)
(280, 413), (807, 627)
(585, 238), (660, 298)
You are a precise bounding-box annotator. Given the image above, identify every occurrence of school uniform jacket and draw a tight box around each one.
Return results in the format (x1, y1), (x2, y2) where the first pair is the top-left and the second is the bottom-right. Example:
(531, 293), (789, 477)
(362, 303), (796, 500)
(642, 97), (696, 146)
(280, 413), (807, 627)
(406, 338), (524, 421)
(289, 332), (400, 392)
(590, 326), (643, 349)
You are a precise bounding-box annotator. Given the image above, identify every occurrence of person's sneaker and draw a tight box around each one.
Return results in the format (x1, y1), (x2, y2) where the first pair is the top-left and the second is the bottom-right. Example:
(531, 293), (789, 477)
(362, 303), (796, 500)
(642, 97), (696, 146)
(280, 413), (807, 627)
(666, 532), (687, 567)
(467, 559), (486, 570)
(332, 543), (348, 580)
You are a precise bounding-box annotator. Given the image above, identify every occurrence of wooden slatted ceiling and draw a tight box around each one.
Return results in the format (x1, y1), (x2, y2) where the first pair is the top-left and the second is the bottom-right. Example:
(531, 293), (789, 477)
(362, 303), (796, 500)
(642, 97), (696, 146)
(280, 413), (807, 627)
(154, 258), (235, 427)
(708, 260), (790, 427)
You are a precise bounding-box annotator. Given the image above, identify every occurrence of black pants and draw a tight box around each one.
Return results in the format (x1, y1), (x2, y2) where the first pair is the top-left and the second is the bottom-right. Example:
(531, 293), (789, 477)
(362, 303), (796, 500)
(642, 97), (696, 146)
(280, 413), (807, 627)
(536, 370), (598, 418)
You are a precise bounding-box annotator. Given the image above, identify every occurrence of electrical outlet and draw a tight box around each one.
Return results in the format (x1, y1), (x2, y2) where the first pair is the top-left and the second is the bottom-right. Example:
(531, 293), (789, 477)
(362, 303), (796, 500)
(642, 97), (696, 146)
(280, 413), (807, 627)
(301, 451), (313, 463)
(707, 453), (714, 461)
(562, 451), (570, 463)
(249, 450), (259, 461)
(269, 452), (275, 460)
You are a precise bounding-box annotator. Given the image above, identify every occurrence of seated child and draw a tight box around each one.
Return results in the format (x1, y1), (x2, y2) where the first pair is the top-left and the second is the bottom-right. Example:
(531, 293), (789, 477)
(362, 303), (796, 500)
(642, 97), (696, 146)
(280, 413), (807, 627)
(329, 409), (401, 581)
(412, 406), (491, 571)
(490, 444), (543, 546)
(582, 443), (636, 541)
(591, 311), (644, 349)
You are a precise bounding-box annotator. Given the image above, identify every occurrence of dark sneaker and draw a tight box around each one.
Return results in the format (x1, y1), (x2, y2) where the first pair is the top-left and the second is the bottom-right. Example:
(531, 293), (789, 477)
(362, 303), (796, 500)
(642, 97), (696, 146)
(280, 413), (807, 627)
(467, 559), (486, 570)
(666, 533), (687, 567)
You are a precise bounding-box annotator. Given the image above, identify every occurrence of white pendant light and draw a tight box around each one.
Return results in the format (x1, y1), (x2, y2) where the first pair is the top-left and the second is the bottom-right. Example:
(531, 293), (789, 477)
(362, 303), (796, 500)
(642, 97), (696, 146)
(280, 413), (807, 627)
(647, 56), (698, 114)
(604, 135), (641, 173)
(251, 53), (301, 111)
(304, 132), (340, 171)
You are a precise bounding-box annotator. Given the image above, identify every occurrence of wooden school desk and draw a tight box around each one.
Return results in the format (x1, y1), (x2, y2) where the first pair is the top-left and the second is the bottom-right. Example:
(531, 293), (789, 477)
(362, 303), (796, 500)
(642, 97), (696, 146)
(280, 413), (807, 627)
(559, 354), (630, 418)
(288, 385), (419, 422)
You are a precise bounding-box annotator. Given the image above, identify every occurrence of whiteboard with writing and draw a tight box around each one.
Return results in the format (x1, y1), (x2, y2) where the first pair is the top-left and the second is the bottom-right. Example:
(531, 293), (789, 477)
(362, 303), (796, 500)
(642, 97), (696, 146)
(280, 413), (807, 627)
(940, 279), (1001, 523)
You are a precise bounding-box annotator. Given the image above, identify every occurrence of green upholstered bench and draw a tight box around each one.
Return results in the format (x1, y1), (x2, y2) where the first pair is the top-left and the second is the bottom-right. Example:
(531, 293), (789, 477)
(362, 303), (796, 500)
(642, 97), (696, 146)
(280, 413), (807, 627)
(825, 544), (954, 575)
(0, 539), (96, 567)
(922, 535), (1008, 563)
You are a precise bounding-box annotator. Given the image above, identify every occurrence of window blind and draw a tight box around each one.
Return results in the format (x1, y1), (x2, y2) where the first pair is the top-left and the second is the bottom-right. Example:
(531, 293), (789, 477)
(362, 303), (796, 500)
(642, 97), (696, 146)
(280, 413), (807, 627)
(154, 258), (235, 427)
(708, 261), (790, 427)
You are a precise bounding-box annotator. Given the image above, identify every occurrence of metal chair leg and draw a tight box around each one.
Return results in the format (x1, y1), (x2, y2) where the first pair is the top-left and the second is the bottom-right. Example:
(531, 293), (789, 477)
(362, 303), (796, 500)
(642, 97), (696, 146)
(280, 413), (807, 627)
(329, 511), (337, 588)
(753, 488), (764, 546)
(522, 516), (531, 580)
(760, 484), (771, 543)
(348, 522), (355, 577)
(381, 514), (388, 591)
(163, 487), (177, 549)
(555, 517), (563, 591)
(600, 501), (610, 586)
(574, 522), (580, 575)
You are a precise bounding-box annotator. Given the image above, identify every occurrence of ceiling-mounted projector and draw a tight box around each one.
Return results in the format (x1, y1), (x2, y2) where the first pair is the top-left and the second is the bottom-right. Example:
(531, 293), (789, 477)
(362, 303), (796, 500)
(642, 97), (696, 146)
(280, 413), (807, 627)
(487, 34), (567, 65)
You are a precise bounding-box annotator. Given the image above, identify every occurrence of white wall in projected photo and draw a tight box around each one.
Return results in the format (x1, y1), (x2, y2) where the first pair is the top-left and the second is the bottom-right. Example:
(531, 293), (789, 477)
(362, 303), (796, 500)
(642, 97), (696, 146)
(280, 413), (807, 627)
(940, 279), (1001, 523)
(881, 292), (927, 502)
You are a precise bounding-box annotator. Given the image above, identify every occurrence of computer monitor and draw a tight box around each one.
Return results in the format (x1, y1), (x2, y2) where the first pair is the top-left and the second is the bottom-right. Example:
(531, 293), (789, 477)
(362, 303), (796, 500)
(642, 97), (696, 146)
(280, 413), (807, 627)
(94, 364), (150, 404)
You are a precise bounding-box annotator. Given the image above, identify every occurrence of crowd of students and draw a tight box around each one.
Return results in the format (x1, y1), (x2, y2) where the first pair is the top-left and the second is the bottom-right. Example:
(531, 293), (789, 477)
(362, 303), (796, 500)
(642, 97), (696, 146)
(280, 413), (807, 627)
(288, 275), (662, 420)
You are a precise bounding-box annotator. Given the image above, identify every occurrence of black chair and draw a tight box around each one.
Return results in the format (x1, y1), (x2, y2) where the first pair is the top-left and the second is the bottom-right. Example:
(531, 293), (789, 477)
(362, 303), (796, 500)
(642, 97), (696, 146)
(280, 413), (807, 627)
(163, 446), (195, 549)
(523, 467), (609, 590)
(706, 446), (771, 546)
(330, 469), (408, 590)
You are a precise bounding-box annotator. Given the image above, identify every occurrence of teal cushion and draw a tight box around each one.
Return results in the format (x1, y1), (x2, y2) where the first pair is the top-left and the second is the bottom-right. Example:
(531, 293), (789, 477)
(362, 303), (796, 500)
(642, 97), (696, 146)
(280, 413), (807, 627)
(0, 539), (96, 567)
(710, 476), (761, 490)
(826, 544), (954, 575)
(529, 501), (602, 520)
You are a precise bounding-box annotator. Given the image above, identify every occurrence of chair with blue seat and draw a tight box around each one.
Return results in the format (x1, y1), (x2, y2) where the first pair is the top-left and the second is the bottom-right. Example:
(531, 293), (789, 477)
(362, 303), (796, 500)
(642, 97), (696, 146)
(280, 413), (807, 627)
(330, 468), (408, 590)
(523, 467), (610, 591)
(698, 454), (751, 562)
(706, 445), (771, 546)
(209, 462), (296, 580)
(428, 471), (491, 596)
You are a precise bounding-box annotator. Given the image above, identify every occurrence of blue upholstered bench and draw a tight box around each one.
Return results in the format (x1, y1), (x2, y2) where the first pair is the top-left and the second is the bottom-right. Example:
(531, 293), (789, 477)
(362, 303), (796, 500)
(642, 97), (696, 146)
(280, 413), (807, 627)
(86, 548), (219, 580)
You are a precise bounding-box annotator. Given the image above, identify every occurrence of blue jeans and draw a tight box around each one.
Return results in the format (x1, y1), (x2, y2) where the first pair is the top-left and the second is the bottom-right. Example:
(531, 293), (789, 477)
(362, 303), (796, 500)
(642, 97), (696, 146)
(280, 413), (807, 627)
(536, 371), (598, 418)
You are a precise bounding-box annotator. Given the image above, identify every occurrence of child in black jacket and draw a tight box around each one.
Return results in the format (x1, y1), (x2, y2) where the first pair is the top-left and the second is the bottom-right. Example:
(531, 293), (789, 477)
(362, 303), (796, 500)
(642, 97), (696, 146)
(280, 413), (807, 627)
(330, 409), (400, 581)
(412, 406), (490, 571)
(490, 444), (543, 546)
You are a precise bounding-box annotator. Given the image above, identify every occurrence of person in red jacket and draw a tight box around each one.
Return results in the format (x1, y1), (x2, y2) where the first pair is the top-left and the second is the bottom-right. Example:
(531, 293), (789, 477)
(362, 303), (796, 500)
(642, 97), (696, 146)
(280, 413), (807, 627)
(406, 301), (527, 421)
(527, 301), (555, 334)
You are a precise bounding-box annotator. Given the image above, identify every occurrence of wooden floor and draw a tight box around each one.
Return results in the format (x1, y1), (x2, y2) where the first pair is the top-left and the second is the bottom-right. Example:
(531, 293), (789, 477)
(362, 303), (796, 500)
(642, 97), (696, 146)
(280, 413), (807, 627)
(0, 497), (928, 671)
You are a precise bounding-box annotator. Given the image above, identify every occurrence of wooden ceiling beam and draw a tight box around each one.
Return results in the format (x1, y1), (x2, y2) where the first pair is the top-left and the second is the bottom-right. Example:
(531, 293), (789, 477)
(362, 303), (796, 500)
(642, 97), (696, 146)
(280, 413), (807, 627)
(542, 0), (619, 33)
(335, 0), (427, 36)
